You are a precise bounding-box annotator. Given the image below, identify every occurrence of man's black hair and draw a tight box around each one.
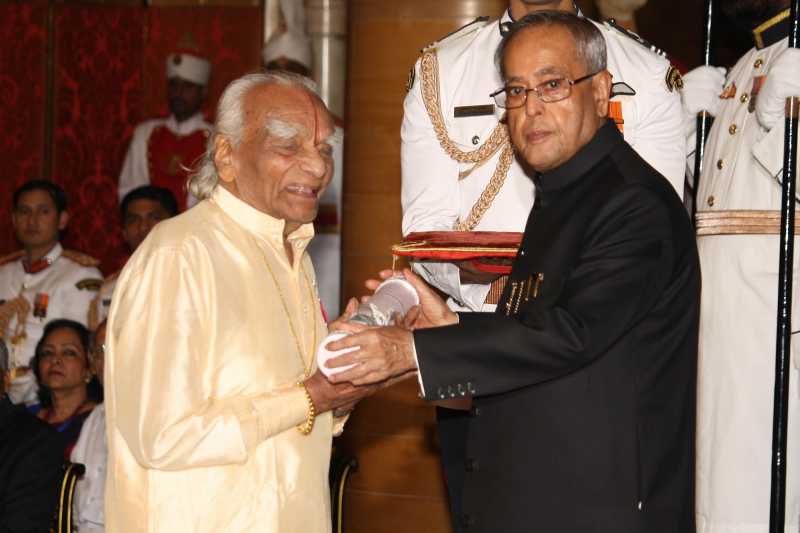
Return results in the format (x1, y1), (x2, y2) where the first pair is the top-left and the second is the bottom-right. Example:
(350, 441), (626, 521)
(13, 180), (68, 214)
(120, 185), (179, 220)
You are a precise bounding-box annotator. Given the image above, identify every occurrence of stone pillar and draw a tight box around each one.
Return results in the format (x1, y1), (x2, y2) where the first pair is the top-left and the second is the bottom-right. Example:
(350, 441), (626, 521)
(305, 0), (347, 119)
(339, 2), (505, 532)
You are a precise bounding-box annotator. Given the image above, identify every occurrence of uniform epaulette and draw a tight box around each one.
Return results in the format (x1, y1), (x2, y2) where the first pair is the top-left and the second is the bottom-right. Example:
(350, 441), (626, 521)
(62, 249), (100, 268)
(604, 19), (668, 59)
(0, 250), (23, 266)
(422, 16), (491, 53)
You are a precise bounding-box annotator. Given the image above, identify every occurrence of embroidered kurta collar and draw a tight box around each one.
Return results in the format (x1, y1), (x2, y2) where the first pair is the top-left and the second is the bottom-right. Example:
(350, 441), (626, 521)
(211, 185), (314, 248)
(536, 120), (622, 195)
(753, 8), (791, 50)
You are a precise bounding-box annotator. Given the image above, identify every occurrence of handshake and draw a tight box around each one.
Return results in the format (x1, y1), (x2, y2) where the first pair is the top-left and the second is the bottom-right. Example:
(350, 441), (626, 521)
(301, 269), (458, 417)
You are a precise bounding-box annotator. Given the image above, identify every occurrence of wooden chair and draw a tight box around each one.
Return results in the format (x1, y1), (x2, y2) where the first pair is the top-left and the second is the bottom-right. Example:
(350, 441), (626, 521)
(329, 452), (358, 533)
(54, 462), (85, 533)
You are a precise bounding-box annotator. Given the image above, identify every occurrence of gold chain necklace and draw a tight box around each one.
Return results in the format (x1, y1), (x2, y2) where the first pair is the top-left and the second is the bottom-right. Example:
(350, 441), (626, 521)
(258, 240), (318, 378)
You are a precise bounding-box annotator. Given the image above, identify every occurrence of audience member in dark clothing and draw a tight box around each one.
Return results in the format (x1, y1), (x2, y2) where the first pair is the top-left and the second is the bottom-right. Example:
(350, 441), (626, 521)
(0, 376), (64, 532)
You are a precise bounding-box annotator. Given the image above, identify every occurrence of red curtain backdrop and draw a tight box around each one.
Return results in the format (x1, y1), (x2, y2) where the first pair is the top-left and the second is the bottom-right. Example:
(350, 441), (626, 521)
(0, 1), (48, 257)
(0, 2), (263, 275)
(52, 4), (144, 275)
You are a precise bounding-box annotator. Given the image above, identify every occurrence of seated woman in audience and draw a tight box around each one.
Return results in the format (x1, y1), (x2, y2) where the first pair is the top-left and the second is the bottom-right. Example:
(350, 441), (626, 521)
(29, 319), (102, 459)
(71, 319), (108, 533)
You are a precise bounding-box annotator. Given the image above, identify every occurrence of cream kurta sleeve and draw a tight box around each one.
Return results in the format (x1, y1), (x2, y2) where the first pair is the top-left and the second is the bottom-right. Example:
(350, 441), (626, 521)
(109, 244), (309, 471)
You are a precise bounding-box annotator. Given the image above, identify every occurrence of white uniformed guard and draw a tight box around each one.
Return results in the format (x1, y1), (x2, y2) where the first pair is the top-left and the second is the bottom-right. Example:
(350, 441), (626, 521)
(401, 3), (686, 315)
(263, 0), (345, 318)
(683, 4), (800, 531)
(0, 181), (102, 404)
(118, 52), (212, 210)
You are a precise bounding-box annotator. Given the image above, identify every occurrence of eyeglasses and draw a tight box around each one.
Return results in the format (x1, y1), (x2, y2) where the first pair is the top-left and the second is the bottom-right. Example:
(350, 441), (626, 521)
(490, 71), (600, 109)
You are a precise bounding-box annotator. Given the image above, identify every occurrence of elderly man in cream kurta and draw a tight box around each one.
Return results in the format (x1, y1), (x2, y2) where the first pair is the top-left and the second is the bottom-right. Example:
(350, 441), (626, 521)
(105, 72), (370, 532)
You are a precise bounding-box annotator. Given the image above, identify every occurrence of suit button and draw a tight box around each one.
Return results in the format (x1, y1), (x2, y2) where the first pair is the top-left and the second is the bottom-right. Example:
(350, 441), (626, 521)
(461, 514), (475, 527)
(740, 93), (749, 104)
(729, 124), (737, 135)
(465, 458), (479, 472)
(471, 135), (480, 145)
(716, 159), (724, 170)
(707, 196), (715, 207)
(754, 58), (764, 69)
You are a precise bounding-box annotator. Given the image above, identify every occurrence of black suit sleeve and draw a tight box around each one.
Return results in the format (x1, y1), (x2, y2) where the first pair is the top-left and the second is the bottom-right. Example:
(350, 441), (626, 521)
(414, 186), (677, 399)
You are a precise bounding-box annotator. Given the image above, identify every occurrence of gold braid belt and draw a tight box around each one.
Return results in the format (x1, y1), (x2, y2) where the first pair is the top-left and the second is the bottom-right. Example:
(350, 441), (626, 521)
(696, 210), (800, 236)
(419, 49), (514, 232)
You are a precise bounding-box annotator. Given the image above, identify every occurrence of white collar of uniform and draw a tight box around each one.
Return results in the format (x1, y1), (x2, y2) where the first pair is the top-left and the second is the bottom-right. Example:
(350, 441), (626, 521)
(503, 4), (583, 25)
(43, 242), (63, 265)
(166, 112), (208, 136)
(210, 185), (314, 252)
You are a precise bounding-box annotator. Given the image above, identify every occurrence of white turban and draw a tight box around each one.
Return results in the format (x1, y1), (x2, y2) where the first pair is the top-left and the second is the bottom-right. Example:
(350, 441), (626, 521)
(262, 31), (312, 69)
(262, 0), (312, 69)
(165, 53), (211, 87)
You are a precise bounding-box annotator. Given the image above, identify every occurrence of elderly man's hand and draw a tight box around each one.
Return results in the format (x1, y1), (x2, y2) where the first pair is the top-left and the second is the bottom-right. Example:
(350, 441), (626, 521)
(399, 268), (457, 330)
(357, 268), (456, 329)
(303, 369), (377, 415)
(328, 297), (366, 335)
(324, 326), (418, 386)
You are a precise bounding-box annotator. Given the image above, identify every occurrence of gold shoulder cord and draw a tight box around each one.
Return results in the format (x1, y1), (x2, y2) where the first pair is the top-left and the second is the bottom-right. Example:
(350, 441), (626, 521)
(419, 50), (515, 232)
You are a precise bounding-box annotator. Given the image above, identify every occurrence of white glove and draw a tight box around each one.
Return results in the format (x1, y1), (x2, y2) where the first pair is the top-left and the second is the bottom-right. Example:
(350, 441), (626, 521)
(7, 370), (37, 404)
(756, 48), (800, 131)
(596, 0), (647, 20)
(682, 65), (727, 117)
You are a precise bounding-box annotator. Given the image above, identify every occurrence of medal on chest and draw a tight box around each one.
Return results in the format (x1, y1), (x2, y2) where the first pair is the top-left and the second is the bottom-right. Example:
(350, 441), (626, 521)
(33, 292), (49, 319)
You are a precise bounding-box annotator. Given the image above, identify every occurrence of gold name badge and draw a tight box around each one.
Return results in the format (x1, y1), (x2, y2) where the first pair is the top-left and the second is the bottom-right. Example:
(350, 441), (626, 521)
(453, 104), (495, 118)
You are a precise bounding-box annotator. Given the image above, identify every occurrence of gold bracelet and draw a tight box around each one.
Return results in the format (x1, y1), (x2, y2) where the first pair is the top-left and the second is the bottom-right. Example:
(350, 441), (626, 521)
(296, 381), (316, 435)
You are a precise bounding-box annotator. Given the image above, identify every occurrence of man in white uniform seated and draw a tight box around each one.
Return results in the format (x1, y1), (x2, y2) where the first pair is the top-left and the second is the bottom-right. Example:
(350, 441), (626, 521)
(0, 180), (102, 404)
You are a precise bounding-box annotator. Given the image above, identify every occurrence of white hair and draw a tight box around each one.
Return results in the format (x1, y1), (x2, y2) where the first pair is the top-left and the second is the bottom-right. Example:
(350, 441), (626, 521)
(188, 71), (321, 201)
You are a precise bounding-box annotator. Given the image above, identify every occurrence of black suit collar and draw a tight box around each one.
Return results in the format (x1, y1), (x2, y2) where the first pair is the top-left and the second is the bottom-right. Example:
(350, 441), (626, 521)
(752, 8), (791, 50)
(536, 120), (622, 196)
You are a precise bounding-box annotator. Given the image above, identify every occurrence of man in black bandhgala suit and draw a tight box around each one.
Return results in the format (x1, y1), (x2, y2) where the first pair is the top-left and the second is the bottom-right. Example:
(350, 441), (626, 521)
(327, 11), (699, 533)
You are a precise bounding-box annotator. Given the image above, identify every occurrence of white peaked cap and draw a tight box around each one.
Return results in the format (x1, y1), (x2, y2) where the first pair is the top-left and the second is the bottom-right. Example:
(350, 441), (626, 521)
(262, 0), (312, 68)
(166, 53), (212, 86)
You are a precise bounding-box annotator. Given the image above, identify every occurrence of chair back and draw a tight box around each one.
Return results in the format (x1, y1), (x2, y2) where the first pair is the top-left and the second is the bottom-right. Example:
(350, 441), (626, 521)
(329, 453), (358, 533)
(55, 462), (85, 533)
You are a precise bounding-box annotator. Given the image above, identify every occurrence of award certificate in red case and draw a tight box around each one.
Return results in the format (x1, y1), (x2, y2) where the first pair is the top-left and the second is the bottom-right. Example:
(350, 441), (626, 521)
(392, 231), (523, 274)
